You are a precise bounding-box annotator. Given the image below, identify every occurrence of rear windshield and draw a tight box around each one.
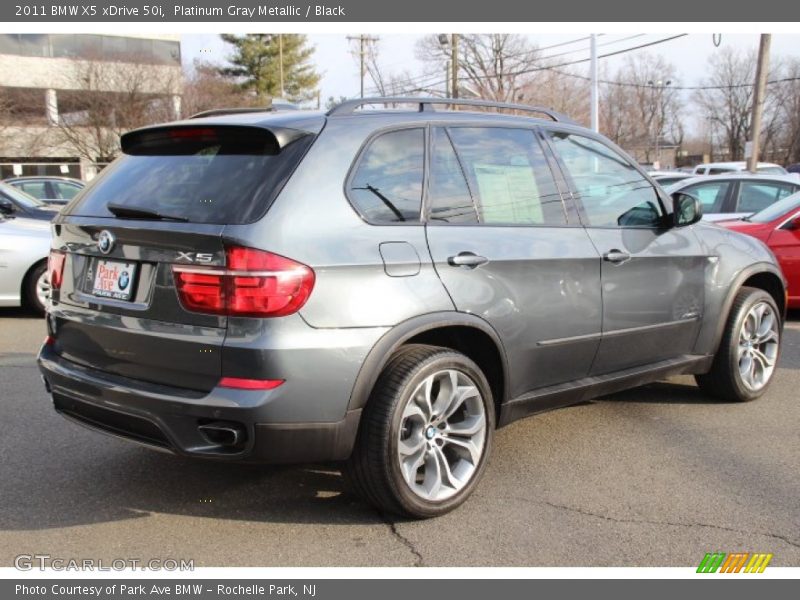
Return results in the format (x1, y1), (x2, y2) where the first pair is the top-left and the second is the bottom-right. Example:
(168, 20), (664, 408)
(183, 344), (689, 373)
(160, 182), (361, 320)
(65, 126), (314, 224)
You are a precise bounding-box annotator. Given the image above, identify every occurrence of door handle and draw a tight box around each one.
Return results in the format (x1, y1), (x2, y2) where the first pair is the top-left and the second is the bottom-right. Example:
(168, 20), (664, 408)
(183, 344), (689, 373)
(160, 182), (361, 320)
(603, 249), (631, 264)
(447, 252), (489, 268)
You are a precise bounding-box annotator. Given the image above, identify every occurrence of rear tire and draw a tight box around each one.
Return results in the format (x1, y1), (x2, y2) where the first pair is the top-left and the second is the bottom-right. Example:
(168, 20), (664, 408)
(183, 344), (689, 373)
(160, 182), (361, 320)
(23, 261), (48, 316)
(344, 344), (494, 518)
(695, 287), (781, 402)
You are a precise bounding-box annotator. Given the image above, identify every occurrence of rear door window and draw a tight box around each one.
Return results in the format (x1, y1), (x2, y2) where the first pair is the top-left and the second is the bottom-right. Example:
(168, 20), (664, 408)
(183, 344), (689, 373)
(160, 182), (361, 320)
(736, 181), (796, 213)
(53, 181), (82, 200)
(65, 126), (314, 224)
(437, 127), (567, 226)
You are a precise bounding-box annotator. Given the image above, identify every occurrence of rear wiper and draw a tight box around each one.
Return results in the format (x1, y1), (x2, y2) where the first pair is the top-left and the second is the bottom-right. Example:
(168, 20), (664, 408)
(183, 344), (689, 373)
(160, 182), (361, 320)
(107, 203), (189, 222)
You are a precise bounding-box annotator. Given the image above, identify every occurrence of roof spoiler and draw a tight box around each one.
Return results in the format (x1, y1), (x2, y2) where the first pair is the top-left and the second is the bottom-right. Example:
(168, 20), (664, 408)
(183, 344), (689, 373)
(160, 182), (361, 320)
(120, 123), (310, 155)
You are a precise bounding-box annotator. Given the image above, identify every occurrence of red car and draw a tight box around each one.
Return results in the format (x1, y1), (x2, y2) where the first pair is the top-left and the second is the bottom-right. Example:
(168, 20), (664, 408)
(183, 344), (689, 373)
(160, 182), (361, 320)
(717, 191), (800, 308)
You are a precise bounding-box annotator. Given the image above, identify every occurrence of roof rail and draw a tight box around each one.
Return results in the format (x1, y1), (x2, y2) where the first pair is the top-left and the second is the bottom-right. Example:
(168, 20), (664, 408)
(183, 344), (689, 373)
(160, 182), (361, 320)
(190, 102), (299, 120)
(326, 96), (577, 125)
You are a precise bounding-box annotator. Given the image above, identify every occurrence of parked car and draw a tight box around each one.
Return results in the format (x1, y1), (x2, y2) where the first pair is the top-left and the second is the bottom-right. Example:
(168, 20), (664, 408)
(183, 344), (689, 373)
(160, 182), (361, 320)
(665, 174), (800, 221)
(692, 161), (787, 176)
(38, 97), (786, 518)
(649, 171), (695, 187)
(0, 182), (60, 221)
(4, 176), (85, 205)
(786, 163), (800, 174)
(716, 191), (800, 308)
(0, 212), (51, 314)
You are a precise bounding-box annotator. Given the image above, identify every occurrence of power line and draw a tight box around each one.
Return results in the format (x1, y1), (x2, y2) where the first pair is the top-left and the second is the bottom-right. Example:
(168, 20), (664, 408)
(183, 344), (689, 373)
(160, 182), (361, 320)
(546, 67), (800, 91)
(402, 34), (690, 94)
(363, 34), (622, 96)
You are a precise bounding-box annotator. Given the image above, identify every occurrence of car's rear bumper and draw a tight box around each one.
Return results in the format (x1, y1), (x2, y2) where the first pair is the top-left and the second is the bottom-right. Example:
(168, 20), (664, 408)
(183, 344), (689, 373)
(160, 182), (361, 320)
(38, 343), (362, 463)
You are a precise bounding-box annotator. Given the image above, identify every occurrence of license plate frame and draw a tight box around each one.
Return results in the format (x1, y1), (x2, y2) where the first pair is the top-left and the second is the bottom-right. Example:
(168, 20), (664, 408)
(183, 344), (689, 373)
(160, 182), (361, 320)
(91, 259), (138, 301)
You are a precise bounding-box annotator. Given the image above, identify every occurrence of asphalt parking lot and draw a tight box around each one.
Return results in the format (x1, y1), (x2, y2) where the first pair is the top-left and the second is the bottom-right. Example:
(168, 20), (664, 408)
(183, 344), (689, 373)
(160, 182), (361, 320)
(1, 308), (798, 568)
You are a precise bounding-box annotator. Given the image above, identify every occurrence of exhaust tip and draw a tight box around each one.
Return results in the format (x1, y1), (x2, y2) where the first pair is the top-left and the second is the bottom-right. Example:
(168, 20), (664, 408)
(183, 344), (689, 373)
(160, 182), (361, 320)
(197, 421), (246, 448)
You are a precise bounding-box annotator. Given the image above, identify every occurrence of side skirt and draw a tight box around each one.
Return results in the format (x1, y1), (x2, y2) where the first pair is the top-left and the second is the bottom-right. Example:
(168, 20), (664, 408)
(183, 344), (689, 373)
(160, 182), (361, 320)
(498, 354), (714, 427)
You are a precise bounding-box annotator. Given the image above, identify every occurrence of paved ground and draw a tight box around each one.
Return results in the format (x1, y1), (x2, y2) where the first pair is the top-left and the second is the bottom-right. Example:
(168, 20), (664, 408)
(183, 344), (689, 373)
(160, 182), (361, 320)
(0, 307), (798, 567)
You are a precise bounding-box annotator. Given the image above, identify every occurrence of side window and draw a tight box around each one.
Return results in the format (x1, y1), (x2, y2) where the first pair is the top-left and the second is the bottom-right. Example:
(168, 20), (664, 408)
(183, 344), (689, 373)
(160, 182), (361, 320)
(736, 182), (795, 213)
(428, 128), (478, 223)
(548, 131), (662, 228)
(54, 182), (82, 200)
(683, 181), (731, 213)
(444, 127), (567, 226)
(19, 182), (47, 199)
(348, 128), (425, 223)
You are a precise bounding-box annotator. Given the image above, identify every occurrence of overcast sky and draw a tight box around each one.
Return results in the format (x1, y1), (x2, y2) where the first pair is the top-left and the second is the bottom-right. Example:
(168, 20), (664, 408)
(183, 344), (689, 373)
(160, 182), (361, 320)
(181, 33), (800, 130)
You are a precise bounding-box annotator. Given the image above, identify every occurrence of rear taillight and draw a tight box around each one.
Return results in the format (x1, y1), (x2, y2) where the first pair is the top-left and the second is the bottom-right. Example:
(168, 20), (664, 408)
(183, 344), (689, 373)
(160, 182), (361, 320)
(172, 247), (315, 318)
(48, 250), (66, 290)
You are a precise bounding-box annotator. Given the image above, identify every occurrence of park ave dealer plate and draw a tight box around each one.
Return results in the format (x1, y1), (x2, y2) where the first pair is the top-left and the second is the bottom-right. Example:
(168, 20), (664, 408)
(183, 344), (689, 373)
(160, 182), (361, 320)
(92, 259), (137, 301)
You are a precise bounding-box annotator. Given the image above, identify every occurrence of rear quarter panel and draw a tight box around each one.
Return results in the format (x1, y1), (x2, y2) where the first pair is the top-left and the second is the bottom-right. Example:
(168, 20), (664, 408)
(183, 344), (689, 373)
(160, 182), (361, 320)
(221, 116), (455, 329)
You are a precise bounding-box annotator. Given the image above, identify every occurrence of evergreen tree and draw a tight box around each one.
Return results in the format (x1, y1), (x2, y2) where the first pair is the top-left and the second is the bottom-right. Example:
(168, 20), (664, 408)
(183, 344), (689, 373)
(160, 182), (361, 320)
(219, 34), (320, 103)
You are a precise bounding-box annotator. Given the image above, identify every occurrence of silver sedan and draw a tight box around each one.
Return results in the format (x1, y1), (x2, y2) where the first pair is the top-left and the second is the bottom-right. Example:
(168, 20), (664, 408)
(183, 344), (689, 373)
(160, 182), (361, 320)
(0, 214), (51, 314)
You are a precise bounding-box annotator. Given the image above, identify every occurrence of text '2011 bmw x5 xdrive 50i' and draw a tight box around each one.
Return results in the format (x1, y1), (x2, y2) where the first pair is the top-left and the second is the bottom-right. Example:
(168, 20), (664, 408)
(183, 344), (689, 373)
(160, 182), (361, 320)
(39, 98), (786, 518)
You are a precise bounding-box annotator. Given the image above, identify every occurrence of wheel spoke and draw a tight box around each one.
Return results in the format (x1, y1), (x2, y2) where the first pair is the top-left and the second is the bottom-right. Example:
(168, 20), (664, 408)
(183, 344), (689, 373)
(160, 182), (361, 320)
(433, 445), (458, 489)
(398, 433), (425, 457)
(401, 400), (426, 423)
(414, 376), (435, 421)
(401, 446), (426, 483)
(446, 413), (485, 437)
(752, 348), (774, 370)
(421, 450), (442, 499)
(442, 435), (481, 465)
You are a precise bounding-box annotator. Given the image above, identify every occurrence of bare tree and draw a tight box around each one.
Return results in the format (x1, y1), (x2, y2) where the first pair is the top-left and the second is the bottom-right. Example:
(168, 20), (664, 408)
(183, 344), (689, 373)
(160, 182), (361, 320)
(359, 40), (418, 97)
(693, 48), (759, 161)
(56, 55), (180, 162)
(181, 59), (261, 117)
(766, 57), (800, 164)
(518, 68), (590, 124)
(416, 34), (540, 102)
(600, 53), (683, 163)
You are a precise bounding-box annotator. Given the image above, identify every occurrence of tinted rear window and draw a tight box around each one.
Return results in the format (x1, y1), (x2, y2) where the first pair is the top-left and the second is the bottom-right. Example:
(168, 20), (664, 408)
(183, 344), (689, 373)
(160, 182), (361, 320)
(66, 126), (313, 224)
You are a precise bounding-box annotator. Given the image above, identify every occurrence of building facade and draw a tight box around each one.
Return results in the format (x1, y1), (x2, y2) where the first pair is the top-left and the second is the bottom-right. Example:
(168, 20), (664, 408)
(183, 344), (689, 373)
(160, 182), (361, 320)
(0, 33), (182, 180)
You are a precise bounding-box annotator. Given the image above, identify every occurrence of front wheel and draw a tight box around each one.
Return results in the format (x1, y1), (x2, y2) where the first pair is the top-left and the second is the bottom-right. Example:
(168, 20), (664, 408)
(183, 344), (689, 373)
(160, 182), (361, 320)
(696, 287), (781, 402)
(344, 344), (495, 518)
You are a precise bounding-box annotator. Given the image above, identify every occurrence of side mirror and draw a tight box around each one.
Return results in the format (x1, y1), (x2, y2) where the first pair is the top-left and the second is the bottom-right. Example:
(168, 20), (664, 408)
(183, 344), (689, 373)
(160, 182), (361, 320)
(672, 192), (703, 227)
(0, 197), (15, 216)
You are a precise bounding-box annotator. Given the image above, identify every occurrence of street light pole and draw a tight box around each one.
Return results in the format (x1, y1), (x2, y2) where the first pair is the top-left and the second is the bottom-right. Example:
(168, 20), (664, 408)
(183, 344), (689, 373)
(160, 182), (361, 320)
(647, 79), (672, 168)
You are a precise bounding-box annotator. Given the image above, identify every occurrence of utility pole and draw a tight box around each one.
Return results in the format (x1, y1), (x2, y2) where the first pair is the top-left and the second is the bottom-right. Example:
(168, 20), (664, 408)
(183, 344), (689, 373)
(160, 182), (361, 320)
(590, 34), (598, 132)
(747, 34), (772, 172)
(347, 34), (379, 98)
(451, 33), (459, 99)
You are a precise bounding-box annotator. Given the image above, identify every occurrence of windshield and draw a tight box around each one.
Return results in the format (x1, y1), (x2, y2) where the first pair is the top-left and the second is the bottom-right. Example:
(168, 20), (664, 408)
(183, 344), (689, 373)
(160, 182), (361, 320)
(747, 190), (800, 223)
(66, 127), (314, 225)
(0, 182), (47, 208)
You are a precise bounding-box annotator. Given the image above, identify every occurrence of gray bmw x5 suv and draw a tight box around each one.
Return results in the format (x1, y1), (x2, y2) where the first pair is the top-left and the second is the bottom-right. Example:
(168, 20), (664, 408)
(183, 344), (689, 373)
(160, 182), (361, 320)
(39, 97), (786, 518)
